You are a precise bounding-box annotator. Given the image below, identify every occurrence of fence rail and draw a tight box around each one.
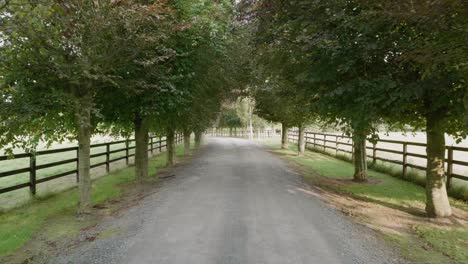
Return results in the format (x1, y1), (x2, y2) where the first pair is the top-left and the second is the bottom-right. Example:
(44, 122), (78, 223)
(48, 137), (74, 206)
(0, 134), (183, 195)
(288, 131), (468, 189)
(206, 128), (278, 138)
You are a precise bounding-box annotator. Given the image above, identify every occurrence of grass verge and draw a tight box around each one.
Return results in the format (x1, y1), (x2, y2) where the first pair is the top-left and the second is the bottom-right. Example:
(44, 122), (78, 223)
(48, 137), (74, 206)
(264, 141), (468, 264)
(285, 140), (468, 201)
(0, 144), (188, 259)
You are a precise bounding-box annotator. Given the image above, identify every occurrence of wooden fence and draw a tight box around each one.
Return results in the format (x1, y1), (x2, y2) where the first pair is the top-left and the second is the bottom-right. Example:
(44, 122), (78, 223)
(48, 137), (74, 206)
(288, 131), (468, 189)
(206, 128), (277, 138)
(0, 134), (183, 196)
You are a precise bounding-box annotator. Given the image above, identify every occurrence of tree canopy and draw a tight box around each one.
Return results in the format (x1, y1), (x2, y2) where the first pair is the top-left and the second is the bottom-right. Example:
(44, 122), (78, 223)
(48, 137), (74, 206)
(0, 0), (466, 218)
(0, 0), (238, 215)
(240, 0), (467, 217)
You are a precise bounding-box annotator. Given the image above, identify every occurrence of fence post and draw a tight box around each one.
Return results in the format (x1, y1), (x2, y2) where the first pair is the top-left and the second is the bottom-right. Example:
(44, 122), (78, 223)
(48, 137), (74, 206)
(447, 146), (453, 190)
(335, 136), (339, 156)
(402, 142), (407, 178)
(76, 148), (80, 183)
(159, 136), (162, 152)
(313, 133), (316, 149)
(29, 153), (36, 195)
(106, 143), (110, 173)
(150, 137), (154, 154)
(125, 140), (129, 165)
(323, 135), (327, 152)
(372, 143), (377, 165)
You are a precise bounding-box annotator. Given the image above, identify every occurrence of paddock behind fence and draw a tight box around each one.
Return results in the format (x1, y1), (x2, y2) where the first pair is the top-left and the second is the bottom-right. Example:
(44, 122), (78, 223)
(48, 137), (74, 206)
(288, 131), (468, 190)
(0, 134), (183, 196)
(206, 128), (278, 138)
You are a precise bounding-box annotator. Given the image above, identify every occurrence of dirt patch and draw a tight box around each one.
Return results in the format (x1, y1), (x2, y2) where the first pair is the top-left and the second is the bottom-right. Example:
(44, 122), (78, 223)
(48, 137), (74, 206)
(280, 153), (468, 230)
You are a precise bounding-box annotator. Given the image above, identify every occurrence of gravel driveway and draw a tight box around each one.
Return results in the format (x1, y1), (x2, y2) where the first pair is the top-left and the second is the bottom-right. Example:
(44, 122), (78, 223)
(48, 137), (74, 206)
(55, 137), (402, 264)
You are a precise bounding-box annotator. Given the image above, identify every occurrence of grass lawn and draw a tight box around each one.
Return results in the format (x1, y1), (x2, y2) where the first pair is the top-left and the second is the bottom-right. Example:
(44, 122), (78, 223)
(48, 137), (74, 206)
(0, 143), (187, 259)
(264, 141), (468, 264)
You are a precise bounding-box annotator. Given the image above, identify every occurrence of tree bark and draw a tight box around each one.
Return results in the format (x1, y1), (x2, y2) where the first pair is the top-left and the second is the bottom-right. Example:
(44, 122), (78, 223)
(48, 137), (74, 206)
(425, 113), (452, 217)
(134, 115), (149, 181)
(194, 130), (203, 148)
(281, 123), (289, 149)
(75, 101), (92, 216)
(166, 128), (176, 166)
(183, 129), (191, 156)
(298, 124), (305, 156)
(352, 130), (368, 182)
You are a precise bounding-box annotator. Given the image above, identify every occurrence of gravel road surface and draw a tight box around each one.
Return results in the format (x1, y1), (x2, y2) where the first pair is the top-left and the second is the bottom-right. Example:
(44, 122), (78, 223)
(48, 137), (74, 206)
(55, 137), (402, 264)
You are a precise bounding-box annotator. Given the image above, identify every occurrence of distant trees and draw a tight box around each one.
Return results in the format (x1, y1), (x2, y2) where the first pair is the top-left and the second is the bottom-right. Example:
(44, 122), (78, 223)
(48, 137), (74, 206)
(217, 98), (271, 139)
(0, 0), (236, 216)
(253, 77), (316, 153)
(219, 108), (243, 136)
(242, 0), (467, 217)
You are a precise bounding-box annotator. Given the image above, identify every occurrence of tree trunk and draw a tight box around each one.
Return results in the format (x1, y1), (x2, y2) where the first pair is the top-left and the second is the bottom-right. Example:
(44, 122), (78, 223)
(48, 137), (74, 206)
(352, 130), (368, 182)
(166, 128), (176, 166)
(75, 102), (92, 216)
(183, 129), (191, 156)
(134, 115), (149, 181)
(281, 123), (289, 149)
(195, 131), (203, 148)
(425, 113), (452, 217)
(298, 124), (305, 156)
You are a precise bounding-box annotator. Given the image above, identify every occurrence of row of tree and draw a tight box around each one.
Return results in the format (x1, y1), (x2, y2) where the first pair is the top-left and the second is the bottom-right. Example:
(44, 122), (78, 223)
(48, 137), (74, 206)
(0, 0), (239, 215)
(240, 0), (467, 217)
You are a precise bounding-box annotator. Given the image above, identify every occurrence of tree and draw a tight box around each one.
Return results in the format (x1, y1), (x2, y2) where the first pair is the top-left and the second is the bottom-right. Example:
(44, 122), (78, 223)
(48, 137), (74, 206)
(253, 77), (316, 153)
(96, 1), (178, 181)
(0, 1), (129, 215)
(378, 0), (467, 217)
